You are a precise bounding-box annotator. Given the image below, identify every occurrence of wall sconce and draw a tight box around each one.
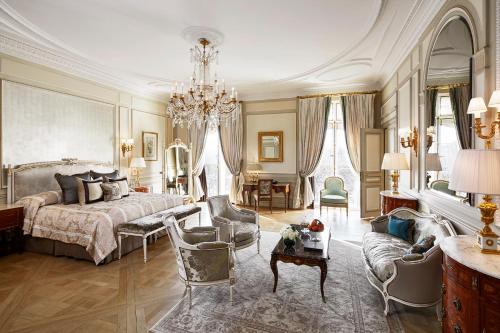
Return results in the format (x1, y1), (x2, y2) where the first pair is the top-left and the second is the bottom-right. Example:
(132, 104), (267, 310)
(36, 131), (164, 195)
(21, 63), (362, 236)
(467, 95), (500, 149)
(121, 138), (135, 157)
(400, 127), (418, 156)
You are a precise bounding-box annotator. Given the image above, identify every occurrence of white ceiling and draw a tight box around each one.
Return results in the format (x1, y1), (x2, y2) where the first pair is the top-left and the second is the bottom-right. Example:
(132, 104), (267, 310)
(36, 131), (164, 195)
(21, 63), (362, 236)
(0, 0), (446, 100)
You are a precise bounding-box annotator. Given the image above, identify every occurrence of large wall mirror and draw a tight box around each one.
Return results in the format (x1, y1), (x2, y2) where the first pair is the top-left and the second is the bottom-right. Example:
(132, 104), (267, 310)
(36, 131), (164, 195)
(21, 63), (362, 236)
(424, 17), (473, 203)
(164, 138), (192, 195)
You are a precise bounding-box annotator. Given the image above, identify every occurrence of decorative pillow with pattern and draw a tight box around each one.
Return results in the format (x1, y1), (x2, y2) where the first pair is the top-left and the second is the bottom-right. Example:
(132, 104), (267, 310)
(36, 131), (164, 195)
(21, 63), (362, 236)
(76, 178), (104, 205)
(407, 235), (436, 254)
(55, 172), (91, 204)
(106, 177), (129, 197)
(90, 169), (119, 180)
(100, 182), (122, 202)
(387, 216), (415, 243)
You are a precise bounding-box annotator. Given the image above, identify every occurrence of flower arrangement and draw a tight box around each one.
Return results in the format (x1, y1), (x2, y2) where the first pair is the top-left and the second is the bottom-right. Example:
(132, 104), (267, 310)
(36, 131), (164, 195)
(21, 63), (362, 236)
(280, 225), (300, 248)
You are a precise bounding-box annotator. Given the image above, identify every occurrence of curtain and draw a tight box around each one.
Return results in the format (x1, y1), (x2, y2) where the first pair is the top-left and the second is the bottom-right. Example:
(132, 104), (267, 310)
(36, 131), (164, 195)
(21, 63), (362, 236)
(426, 88), (438, 128)
(218, 105), (245, 203)
(341, 94), (376, 173)
(449, 86), (472, 149)
(198, 168), (208, 202)
(188, 123), (208, 201)
(291, 97), (331, 209)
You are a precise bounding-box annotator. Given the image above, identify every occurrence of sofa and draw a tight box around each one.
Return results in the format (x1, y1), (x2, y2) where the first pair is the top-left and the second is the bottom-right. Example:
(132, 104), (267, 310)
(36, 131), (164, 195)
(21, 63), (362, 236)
(362, 207), (456, 315)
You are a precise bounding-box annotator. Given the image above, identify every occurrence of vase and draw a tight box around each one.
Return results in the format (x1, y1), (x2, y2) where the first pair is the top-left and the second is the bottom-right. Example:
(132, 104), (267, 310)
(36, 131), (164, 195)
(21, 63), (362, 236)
(283, 238), (296, 249)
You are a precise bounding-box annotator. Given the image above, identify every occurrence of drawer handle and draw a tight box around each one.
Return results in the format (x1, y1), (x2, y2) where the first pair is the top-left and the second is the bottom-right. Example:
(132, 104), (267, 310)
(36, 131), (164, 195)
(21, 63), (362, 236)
(454, 324), (462, 333)
(441, 283), (446, 295)
(452, 298), (461, 311)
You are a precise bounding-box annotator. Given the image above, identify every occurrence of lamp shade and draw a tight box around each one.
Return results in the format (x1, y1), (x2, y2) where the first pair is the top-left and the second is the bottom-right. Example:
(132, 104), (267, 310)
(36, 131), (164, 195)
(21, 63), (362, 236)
(381, 153), (409, 171)
(426, 153), (442, 171)
(467, 97), (488, 118)
(247, 163), (262, 172)
(489, 90), (500, 107)
(449, 149), (500, 195)
(130, 157), (146, 168)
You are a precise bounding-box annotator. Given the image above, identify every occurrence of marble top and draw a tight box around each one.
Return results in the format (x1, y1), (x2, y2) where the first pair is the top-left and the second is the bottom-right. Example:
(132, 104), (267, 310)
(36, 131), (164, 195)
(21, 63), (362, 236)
(440, 235), (500, 279)
(379, 190), (417, 200)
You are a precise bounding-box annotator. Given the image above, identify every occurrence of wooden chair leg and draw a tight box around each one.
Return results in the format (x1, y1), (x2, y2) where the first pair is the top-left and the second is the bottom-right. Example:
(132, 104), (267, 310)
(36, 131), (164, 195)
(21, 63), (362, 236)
(143, 236), (147, 263)
(118, 233), (122, 260)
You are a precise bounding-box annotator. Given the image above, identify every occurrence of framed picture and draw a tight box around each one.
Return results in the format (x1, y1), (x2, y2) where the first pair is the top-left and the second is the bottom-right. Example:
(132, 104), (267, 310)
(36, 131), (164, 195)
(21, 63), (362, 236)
(142, 131), (158, 161)
(258, 131), (283, 162)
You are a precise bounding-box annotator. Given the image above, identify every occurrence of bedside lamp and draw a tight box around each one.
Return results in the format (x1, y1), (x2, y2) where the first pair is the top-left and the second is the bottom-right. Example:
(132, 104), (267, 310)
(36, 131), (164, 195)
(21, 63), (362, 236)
(381, 153), (409, 194)
(130, 157), (146, 187)
(247, 163), (262, 182)
(449, 149), (500, 253)
(425, 153), (442, 187)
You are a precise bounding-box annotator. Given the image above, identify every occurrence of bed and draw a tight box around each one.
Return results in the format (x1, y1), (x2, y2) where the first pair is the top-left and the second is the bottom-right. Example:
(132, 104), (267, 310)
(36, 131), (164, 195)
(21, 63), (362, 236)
(8, 160), (186, 264)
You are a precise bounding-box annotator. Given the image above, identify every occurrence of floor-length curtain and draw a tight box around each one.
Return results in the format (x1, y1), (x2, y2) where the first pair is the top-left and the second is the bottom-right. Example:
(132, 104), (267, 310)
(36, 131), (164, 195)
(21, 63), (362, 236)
(426, 88), (438, 127)
(189, 124), (208, 201)
(198, 168), (208, 202)
(341, 94), (376, 173)
(449, 86), (471, 149)
(291, 97), (330, 209)
(219, 105), (245, 203)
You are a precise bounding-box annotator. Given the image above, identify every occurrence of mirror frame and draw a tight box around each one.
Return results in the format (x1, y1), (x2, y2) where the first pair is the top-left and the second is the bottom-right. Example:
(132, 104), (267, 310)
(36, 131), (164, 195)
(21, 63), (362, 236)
(163, 138), (193, 196)
(258, 131), (283, 162)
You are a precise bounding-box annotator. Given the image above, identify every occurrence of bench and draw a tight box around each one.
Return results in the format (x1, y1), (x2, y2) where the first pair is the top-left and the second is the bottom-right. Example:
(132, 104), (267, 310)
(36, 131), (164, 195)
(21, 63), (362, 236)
(117, 204), (202, 263)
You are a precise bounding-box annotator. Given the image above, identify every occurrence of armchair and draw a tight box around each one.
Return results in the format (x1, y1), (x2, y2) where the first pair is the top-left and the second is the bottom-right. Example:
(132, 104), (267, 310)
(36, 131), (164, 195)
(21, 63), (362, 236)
(320, 176), (348, 216)
(362, 207), (456, 315)
(207, 195), (260, 253)
(164, 214), (235, 307)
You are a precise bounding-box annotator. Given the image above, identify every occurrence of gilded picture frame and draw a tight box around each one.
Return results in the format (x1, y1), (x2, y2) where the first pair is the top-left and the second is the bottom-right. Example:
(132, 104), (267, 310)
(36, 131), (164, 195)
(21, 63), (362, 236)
(258, 131), (283, 162)
(142, 131), (158, 161)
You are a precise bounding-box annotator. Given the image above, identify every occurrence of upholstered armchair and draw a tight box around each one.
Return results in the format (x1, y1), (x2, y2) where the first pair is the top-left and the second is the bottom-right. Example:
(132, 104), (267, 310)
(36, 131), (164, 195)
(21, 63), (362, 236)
(253, 179), (273, 213)
(164, 214), (235, 307)
(362, 207), (456, 315)
(430, 180), (456, 197)
(207, 195), (260, 253)
(320, 176), (348, 216)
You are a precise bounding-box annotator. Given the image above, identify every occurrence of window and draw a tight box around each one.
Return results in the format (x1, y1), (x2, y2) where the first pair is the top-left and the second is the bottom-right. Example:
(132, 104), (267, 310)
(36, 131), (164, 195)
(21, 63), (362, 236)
(204, 128), (232, 197)
(314, 100), (360, 210)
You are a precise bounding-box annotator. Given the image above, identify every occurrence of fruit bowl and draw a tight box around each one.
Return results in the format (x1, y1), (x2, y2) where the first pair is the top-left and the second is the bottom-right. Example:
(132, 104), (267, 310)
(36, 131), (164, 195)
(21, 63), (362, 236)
(307, 219), (324, 242)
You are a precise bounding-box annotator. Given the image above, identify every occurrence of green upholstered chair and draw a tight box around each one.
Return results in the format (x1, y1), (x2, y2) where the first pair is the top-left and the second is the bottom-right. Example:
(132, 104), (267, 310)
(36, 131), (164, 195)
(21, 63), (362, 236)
(430, 180), (456, 197)
(320, 176), (348, 216)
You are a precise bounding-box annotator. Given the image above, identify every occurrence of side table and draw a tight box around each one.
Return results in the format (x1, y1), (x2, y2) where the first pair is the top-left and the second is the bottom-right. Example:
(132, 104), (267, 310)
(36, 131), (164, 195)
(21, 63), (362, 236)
(380, 190), (418, 215)
(0, 204), (24, 255)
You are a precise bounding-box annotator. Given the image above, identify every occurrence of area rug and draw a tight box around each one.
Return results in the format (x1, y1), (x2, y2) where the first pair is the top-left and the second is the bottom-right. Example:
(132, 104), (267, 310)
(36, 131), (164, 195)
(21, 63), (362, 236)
(151, 231), (404, 333)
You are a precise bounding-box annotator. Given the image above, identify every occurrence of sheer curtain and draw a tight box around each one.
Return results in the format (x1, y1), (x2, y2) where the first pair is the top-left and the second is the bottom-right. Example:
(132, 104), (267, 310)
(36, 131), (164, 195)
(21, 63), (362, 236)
(341, 94), (375, 173)
(219, 105), (245, 203)
(292, 97), (331, 209)
(188, 124), (208, 201)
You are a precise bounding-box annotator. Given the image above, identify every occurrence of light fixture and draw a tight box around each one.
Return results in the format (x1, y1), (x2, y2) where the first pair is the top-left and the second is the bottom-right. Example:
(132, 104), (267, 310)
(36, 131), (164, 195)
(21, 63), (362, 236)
(166, 38), (238, 129)
(381, 153), (409, 194)
(400, 127), (431, 156)
(130, 157), (146, 187)
(425, 153), (442, 186)
(449, 149), (500, 253)
(246, 163), (263, 183)
(468, 96), (499, 149)
(121, 139), (135, 157)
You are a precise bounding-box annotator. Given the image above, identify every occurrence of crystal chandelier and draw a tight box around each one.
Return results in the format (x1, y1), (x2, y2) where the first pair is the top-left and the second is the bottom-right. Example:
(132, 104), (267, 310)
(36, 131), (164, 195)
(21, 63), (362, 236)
(166, 38), (238, 129)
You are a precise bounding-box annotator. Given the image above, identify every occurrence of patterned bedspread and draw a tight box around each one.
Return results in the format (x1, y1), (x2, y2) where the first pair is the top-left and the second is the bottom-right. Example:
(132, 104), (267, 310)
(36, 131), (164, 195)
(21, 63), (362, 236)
(17, 192), (184, 264)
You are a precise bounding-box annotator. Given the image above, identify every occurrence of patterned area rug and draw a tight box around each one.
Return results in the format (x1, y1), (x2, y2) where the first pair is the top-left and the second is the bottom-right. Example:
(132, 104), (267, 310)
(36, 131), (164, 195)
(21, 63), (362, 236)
(151, 232), (404, 333)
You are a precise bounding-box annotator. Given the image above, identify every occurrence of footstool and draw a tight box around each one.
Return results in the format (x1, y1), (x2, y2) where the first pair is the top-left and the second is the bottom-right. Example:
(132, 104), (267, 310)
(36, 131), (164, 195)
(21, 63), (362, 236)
(117, 215), (165, 263)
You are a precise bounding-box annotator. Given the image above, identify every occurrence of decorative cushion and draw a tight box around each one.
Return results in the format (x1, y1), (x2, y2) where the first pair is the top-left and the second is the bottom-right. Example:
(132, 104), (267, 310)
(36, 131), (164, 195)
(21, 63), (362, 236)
(55, 172), (91, 204)
(197, 241), (229, 250)
(100, 182), (122, 202)
(76, 178), (104, 205)
(90, 170), (119, 180)
(106, 177), (129, 197)
(387, 216), (415, 242)
(362, 232), (412, 281)
(233, 221), (259, 244)
(402, 253), (424, 261)
(408, 235), (436, 254)
(118, 216), (164, 234)
(320, 194), (347, 204)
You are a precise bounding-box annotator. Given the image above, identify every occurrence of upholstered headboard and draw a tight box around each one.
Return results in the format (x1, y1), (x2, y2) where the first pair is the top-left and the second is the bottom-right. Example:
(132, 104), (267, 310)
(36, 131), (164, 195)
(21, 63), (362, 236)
(7, 160), (114, 203)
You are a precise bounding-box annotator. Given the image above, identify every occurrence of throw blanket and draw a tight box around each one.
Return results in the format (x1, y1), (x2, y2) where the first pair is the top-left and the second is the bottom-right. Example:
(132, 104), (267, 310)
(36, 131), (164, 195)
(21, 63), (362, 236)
(17, 192), (184, 264)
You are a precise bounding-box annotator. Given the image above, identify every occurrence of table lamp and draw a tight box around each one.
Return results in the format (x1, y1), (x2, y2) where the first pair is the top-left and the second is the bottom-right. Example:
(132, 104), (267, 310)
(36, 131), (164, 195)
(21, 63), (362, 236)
(425, 153), (442, 187)
(381, 153), (409, 194)
(449, 149), (500, 253)
(130, 157), (146, 187)
(247, 163), (262, 182)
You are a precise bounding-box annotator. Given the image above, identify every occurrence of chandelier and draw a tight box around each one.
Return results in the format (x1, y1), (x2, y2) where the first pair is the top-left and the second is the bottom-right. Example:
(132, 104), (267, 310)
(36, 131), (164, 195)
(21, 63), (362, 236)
(166, 38), (238, 129)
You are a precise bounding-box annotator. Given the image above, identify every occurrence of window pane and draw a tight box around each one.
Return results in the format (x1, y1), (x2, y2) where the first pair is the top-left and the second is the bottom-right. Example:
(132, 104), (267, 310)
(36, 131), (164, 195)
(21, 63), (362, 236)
(205, 129), (219, 197)
(439, 96), (452, 116)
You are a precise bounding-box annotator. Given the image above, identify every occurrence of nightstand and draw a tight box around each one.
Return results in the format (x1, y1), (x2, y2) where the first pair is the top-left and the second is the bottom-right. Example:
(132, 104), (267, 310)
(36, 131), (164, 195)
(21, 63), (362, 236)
(0, 204), (24, 255)
(134, 186), (151, 193)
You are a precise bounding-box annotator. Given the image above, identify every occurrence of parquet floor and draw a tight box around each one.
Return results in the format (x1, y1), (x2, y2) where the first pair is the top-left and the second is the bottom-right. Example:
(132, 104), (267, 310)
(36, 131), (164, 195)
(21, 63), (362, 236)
(0, 205), (439, 333)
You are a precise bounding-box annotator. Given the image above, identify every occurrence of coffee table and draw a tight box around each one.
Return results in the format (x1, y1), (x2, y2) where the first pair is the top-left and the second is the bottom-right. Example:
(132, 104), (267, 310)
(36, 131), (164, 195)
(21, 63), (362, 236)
(270, 224), (331, 302)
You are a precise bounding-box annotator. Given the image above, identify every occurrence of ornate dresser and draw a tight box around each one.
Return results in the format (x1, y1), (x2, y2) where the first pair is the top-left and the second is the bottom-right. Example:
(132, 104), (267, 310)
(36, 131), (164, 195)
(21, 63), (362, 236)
(379, 190), (418, 215)
(440, 235), (500, 333)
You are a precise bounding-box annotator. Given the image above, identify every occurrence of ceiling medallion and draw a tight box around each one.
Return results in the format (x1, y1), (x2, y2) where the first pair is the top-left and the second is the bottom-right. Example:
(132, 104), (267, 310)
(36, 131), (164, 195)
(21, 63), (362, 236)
(167, 37), (238, 129)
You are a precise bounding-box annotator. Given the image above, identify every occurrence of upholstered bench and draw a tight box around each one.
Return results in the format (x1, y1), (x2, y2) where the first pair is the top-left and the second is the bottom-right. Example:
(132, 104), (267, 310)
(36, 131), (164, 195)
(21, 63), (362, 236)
(117, 204), (202, 263)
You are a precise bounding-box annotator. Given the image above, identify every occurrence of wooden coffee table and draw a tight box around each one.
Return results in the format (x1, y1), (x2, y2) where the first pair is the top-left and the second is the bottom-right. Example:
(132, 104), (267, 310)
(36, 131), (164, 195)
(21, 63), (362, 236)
(270, 225), (331, 302)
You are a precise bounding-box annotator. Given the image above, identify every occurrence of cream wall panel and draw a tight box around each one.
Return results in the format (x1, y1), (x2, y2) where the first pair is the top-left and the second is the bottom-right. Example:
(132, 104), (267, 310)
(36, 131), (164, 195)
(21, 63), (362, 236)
(411, 72), (419, 188)
(0, 57), (118, 103)
(412, 46), (420, 70)
(132, 110), (165, 192)
(397, 57), (412, 84)
(398, 81), (411, 191)
(132, 96), (165, 116)
(245, 99), (296, 113)
(246, 113), (296, 174)
(382, 75), (397, 102)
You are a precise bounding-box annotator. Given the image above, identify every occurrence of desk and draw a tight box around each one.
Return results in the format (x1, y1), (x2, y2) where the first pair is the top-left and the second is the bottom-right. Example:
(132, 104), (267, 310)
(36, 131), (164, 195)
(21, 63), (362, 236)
(379, 190), (418, 215)
(242, 182), (290, 212)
